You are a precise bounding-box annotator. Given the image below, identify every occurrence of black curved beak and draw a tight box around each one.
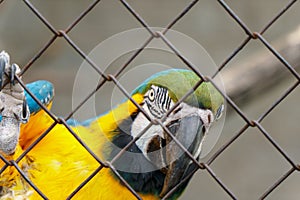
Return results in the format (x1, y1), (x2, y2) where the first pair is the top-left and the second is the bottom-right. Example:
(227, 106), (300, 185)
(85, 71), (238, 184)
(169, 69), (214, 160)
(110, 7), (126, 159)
(160, 115), (204, 198)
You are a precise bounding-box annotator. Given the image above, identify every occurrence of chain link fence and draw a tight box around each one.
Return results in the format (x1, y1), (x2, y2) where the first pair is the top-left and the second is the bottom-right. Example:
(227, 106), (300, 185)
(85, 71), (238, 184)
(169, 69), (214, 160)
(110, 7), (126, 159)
(0, 0), (299, 199)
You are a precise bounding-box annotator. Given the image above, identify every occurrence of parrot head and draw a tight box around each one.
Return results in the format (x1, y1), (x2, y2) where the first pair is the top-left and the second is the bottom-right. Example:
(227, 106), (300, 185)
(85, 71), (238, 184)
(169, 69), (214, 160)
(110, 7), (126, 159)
(109, 69), (224, 198)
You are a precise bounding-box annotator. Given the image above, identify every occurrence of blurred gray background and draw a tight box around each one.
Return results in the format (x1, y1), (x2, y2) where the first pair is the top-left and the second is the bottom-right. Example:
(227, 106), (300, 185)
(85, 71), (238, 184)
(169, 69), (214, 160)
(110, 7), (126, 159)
(1, 1), (300, 199)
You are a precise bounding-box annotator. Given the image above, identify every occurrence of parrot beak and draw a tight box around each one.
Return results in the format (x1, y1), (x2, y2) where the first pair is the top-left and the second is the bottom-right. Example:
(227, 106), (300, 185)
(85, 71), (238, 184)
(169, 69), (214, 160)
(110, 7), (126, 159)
(160, 115), (204, 198)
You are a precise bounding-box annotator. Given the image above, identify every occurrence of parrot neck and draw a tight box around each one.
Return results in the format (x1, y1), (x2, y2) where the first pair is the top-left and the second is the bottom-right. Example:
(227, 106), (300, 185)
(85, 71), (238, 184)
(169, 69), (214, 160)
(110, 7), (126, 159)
(80, 93), (190, 199)
(86, 94), (165, 197)
(107, 113), (192, 199)
(108, 113), (165, 197)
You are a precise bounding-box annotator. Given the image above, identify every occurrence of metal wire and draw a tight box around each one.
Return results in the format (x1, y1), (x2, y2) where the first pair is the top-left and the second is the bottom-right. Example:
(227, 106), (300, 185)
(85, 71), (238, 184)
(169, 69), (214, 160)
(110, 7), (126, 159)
(0, 0), (299, 199)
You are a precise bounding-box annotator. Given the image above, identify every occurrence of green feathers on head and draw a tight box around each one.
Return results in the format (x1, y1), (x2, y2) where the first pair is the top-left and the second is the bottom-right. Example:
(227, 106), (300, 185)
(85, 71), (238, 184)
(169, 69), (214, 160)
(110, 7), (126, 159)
(132, 69), (224, 115)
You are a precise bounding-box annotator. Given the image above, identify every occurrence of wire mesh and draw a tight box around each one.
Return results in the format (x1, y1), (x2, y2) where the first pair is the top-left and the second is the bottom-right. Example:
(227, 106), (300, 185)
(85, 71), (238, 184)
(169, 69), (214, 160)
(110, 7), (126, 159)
(0, 0), (299, 199)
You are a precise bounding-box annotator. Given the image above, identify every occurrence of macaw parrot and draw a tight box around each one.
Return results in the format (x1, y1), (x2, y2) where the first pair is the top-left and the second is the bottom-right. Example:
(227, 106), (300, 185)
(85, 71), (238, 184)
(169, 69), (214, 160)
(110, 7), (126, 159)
(0, 51), (224, 200)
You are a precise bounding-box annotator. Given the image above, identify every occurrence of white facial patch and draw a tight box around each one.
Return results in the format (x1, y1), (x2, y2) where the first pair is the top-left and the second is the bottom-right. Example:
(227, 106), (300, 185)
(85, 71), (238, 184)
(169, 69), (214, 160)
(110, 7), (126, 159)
(131, 103), (165, 155)
(131, 85), (214, 162)
(143, 85), (173, 119)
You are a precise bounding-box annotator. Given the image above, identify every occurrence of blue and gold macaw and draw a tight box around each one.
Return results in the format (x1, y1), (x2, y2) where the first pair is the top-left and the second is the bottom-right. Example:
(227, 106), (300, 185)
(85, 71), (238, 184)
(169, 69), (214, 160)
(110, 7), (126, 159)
(0, 52), (224, 200)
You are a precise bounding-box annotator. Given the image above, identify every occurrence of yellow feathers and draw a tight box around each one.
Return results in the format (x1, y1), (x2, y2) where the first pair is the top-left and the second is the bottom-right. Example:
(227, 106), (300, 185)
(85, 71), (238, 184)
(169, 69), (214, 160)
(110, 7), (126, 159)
(0, 94), (156, 200)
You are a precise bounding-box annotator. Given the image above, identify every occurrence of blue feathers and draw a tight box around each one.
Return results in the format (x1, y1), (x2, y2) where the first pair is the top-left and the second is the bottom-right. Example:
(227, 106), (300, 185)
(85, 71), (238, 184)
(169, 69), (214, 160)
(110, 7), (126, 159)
(24, 80), (101, 126)
(25, 80), (54, 114)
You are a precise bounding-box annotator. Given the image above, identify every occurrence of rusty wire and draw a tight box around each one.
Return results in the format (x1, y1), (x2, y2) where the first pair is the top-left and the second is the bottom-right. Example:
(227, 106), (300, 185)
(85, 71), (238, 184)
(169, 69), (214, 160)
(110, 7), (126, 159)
(0, 0), (299, 199)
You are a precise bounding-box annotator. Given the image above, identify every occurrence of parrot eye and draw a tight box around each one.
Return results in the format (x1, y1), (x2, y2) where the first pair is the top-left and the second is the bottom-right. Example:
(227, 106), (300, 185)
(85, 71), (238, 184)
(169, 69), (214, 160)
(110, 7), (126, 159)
(148, 88), (155, 102)
(144, 85), (173, 119)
